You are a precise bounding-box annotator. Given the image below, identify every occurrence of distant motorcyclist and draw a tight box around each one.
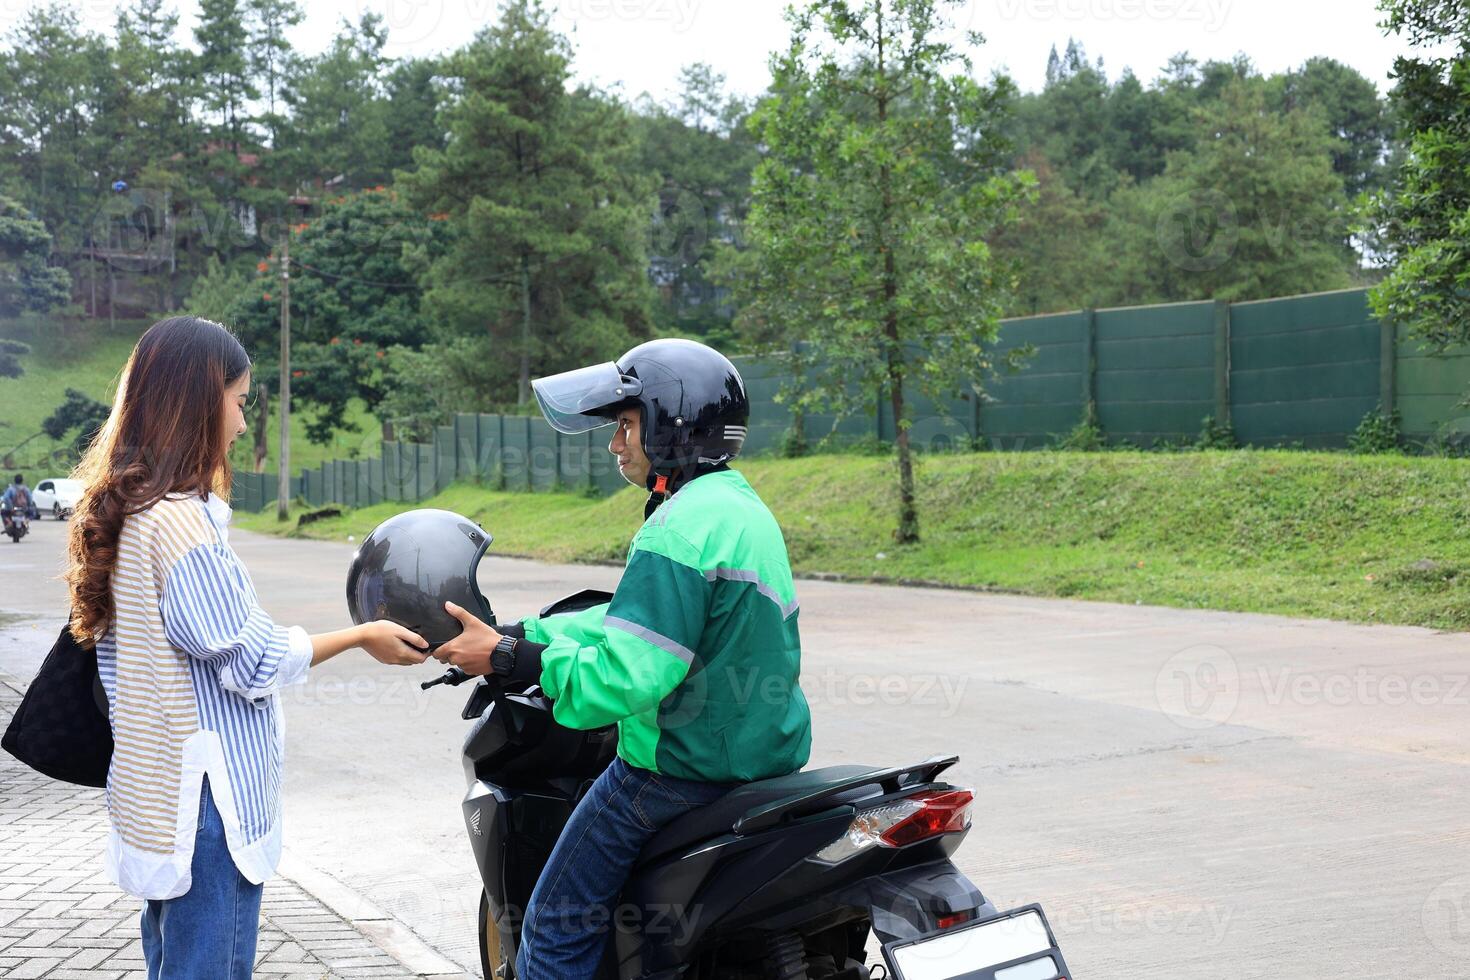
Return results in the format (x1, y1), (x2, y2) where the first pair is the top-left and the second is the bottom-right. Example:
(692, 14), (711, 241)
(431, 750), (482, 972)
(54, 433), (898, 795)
(2, 474), (33, 530)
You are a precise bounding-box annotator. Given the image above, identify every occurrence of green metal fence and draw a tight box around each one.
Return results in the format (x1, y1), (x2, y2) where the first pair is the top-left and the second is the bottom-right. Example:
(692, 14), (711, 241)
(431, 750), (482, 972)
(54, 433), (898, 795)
(231, 286), (1470, 512)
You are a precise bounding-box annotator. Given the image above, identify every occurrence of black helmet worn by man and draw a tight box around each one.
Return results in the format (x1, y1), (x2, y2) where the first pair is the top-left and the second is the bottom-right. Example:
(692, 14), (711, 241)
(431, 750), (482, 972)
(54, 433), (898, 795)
(530, 337), (752, 516)
(431, 337), (812, 976)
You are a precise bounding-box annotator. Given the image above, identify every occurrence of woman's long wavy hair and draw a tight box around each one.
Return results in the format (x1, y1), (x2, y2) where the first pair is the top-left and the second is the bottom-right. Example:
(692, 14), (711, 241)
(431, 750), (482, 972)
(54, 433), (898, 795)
(66, 317), (250, 646)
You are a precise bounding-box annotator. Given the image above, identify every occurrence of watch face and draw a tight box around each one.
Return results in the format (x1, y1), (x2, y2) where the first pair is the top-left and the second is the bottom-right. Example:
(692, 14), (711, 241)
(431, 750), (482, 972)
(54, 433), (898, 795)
(491, 636), (517, 675)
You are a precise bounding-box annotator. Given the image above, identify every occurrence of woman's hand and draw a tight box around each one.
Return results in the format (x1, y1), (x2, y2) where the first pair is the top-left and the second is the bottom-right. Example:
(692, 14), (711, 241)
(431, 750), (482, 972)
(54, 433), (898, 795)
(358, 620), (430, 666)
(432, 601), (502, 676)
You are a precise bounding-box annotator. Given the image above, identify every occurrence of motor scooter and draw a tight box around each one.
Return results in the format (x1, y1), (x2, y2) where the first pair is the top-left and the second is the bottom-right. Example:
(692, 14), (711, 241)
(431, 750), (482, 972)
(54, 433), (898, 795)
(424, 589), (1073, 980)
(3, 508), (29, 543)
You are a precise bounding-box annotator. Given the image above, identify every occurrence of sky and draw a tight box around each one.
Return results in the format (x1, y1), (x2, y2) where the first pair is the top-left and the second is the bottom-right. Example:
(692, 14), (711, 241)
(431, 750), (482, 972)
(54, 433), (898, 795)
(0, 0), (1425, 102)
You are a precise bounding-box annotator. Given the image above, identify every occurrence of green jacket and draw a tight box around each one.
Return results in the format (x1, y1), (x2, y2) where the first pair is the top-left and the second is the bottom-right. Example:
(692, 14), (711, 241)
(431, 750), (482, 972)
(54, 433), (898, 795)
(520, 468), (811, 783)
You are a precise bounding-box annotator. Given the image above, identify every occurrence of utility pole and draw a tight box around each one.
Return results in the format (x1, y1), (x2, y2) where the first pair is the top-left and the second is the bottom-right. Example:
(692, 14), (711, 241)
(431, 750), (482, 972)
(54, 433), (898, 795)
(276, 235), (291, 520)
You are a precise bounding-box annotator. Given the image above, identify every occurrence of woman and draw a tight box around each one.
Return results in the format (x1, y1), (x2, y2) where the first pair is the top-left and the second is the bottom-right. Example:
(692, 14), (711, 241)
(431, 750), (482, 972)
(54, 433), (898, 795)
(64, 316), (427, 978)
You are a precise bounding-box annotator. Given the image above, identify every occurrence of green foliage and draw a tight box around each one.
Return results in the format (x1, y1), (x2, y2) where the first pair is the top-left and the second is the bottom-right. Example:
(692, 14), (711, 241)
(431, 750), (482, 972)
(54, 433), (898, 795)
(399, 0), (655, 407)
(779, 421), (809, 459)
(0, 338), (29, 379)
(283, 15), (392, 189)
(729, 0), (1028, 542)
(1106, 80), (1354, 305)
(40, 388), (109, 454)
(1368, 0), (1470, 353)
(0, 195), (71, 318)
(224, 188), (450, 443)
(1054, 403), (1105, 451)
(1196, 414), (1238, 450)
(1348, 405), (1403, 454)
(195, 0), (257, 150)
(1267, 56), (1391, 198)
(633, 63), (758, 342)
(246, 0), (303, 152)
(998, 42), (1384, 315)
(183, 255), (250, 323)
(991, 155), (1109, 315)
(377, 337), (502, 441)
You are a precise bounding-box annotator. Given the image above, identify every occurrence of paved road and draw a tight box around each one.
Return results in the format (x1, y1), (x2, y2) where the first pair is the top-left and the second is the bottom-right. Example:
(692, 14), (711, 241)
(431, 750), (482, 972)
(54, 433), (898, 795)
(2, 512), (1467, 979)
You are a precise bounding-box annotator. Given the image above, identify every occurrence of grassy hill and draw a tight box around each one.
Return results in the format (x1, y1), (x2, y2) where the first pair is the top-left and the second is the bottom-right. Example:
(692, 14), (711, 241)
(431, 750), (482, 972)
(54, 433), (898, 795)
(237, 449), (1470, 630)
(0, 317), (375, 476)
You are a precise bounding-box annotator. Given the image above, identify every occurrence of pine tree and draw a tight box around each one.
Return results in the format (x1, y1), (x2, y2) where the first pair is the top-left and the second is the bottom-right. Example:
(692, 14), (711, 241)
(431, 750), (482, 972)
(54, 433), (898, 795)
(194, 0), (257, 154)
(247, 0), (304, 153)
(400, 0), (654, 406)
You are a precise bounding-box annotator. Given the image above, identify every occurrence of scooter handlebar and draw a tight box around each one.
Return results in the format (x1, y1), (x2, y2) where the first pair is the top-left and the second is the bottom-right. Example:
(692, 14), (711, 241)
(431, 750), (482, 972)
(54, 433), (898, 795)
(421, 666), (472, 690)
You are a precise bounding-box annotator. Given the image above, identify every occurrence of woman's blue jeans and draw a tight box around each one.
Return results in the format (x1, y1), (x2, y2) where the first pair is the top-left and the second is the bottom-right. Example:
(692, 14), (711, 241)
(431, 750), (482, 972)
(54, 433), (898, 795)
(515, 757), (738, 979)
(140, 776), (262, 980)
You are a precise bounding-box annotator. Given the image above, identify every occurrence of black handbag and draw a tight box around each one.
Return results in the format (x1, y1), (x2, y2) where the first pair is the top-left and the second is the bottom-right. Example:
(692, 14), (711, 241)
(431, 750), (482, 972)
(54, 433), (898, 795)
(2, 622), (113, 787)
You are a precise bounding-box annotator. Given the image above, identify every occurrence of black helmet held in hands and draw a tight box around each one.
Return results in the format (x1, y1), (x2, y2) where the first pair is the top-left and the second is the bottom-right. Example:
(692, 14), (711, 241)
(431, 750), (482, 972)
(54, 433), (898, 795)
(531, 338), (750, 488)
(345, 509), (496, 650)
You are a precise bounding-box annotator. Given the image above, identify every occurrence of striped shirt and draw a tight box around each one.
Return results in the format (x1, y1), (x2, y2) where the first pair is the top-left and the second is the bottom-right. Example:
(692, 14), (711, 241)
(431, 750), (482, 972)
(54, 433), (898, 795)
(95, 492), (311, 899)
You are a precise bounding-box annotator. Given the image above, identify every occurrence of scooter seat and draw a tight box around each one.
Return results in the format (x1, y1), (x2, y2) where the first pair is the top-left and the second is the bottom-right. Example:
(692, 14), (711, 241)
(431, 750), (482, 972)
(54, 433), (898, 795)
(636, 765), (883, 867)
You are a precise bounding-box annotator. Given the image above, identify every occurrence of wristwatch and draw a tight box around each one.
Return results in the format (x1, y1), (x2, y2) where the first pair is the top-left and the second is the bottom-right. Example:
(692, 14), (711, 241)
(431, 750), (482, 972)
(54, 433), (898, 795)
(490, 634), (519, 676)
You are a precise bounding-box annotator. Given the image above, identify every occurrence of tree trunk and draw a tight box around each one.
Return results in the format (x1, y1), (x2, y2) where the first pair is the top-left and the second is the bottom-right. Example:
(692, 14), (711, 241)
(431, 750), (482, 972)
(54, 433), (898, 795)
(518, 251), (532, 406)
(887, 304), (911, 543)
(253, 383), (269, 473)
(875, 2), (918, 544)
(277, 237), (291, 520)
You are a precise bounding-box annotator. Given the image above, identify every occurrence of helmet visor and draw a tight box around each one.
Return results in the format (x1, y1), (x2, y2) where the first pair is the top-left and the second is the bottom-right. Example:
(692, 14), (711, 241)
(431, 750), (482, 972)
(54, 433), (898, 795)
(531, 362), (643, 433)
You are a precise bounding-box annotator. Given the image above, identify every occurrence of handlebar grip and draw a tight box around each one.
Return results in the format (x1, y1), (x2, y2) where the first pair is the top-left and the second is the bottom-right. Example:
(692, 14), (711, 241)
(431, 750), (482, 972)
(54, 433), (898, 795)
(421, 666), (471, 690)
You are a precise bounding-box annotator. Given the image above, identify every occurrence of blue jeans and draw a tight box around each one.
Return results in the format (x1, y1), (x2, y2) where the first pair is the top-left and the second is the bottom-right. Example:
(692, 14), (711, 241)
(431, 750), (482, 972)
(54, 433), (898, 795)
(140, 777), (263, 980)
(516, 757), (738, 979)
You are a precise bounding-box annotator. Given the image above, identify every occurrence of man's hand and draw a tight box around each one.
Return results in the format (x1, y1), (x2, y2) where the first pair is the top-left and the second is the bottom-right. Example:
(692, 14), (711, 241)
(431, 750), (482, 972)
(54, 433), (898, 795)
(433, 601), (503, 676)
(358, 620), (430, 666)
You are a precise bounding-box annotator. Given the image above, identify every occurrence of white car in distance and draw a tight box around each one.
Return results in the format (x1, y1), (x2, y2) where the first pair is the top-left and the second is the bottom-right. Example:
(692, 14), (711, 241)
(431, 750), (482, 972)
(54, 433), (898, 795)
(33, 478), (83, 520)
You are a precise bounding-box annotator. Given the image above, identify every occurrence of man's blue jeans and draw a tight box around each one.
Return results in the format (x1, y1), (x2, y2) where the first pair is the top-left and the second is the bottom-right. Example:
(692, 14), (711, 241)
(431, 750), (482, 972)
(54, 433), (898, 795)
(140, 777), (263, 980)
(516, 757), (738, 979)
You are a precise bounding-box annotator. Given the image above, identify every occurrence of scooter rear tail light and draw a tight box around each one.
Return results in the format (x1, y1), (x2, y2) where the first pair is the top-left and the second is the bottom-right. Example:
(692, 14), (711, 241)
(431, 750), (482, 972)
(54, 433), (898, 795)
(880, 789), (973, 846)
(812, 788), (973, 864)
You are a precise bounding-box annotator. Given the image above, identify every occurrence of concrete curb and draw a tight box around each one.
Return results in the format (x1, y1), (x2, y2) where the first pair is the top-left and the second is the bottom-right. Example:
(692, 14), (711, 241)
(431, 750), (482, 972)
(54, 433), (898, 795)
(278, 851), (475, 979)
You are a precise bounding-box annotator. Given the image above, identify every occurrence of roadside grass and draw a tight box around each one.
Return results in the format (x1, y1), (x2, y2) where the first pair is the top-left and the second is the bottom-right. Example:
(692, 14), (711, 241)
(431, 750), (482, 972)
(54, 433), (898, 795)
(236, 449), (1470, 631)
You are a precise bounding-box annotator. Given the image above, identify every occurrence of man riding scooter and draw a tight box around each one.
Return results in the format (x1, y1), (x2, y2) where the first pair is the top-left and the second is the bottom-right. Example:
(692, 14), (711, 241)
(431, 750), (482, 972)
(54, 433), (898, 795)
(2, 474), (34, 539)
(433, 338), (812, 977)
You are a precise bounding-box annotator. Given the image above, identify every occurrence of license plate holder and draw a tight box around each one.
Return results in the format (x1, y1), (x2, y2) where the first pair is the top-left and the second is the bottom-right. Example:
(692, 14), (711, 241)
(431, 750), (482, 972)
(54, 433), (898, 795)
(880, 904), (1071, 980)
